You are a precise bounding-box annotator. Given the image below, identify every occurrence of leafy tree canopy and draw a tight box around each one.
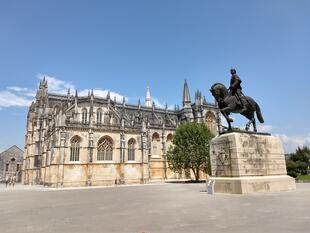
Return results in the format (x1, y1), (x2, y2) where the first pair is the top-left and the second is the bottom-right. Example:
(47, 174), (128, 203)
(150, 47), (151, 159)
(286, 146), (310, 177)
(167, 122), (214, 181)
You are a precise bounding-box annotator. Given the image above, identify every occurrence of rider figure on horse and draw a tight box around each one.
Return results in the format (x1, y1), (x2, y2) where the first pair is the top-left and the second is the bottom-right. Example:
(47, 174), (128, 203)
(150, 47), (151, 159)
(229, 68), (247, 113)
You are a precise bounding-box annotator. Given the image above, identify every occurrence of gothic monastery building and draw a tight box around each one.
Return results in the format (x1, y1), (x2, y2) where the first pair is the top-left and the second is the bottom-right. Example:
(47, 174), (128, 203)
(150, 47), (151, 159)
(22, 78), (219, 187)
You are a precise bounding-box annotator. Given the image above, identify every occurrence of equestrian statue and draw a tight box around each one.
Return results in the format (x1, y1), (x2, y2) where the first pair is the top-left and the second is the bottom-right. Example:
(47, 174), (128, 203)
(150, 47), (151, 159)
(210, 68), (264, 132)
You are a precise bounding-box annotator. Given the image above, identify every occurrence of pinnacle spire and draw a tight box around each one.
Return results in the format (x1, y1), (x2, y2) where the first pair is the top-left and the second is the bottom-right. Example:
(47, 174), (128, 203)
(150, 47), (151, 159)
(42, 76), (46, 87)
(138, 98), (141, 110)
(122, 96), (126, 107)
(203, 96), (207, 105)
(182, 79), (191, 108)
(43, 76), (48, 87)
(145, 86), (152, 107)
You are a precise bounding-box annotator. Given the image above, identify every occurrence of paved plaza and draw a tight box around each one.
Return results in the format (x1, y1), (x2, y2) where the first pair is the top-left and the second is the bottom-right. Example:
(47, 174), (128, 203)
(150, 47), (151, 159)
(0, 182), (309, 233)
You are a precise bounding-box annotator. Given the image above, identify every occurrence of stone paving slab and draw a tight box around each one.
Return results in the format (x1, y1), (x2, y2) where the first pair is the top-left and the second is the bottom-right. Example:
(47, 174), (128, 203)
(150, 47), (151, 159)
(0, 183), (309, 233)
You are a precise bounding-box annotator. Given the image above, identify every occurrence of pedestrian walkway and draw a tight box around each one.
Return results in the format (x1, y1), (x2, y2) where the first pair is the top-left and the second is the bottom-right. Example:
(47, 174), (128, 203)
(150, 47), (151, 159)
(0, 183), (309, 233)
(0, 183), (45, 192)
(0, 182), (170, 192)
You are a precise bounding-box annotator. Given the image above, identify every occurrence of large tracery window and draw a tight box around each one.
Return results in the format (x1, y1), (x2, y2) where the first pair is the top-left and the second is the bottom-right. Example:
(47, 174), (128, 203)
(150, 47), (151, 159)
(152, 132), (160, 156)
(70, 136), (81, 161)
(128, 138), (136, 161)
(97, 136), (113, 161)
(205, 111), (217, 134)
(166, 133), (173, 149)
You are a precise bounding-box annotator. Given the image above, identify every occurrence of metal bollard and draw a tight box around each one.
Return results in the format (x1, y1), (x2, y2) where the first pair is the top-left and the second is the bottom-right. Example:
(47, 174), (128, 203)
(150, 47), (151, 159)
(207, 180), (214, 195)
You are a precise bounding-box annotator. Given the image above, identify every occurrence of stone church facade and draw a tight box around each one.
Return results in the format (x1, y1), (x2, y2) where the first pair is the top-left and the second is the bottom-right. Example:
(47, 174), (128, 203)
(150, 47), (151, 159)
(22, 78), (219, 187)
(0, 145), (23, 182)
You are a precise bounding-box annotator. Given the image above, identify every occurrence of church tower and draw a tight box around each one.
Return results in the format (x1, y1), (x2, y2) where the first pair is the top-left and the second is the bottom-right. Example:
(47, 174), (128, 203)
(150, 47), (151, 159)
(181, 80), (193, 121)
(145, 86), (152, 107)
(182, 80), (191, 108)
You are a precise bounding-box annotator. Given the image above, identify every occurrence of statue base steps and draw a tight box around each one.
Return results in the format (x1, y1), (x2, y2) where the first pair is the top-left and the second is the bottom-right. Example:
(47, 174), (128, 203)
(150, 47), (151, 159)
(210, 132), (296, 194)
(211, 175), (296, 194)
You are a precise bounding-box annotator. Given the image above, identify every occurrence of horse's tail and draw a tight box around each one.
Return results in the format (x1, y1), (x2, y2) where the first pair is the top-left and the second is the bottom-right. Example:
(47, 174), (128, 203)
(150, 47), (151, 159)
(255, 102), (264, 123)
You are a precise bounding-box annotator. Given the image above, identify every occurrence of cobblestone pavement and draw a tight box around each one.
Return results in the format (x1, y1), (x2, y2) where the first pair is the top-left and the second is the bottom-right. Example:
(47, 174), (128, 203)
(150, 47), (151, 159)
(0, 183), (309, 233)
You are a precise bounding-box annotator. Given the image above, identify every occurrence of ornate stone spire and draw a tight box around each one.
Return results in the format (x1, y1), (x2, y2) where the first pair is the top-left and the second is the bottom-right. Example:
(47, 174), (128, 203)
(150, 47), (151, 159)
(152, 101), (155, 112)
(43, 76), (48, 88)
(195, 90), (202, 106)
(90, 89), (94, 102)
(138, 98), (141, 108)
(122, 96), (126, 107)
(67, 88), (71, 107)
(203, 96), (207, 105)
(182, 79), (191, 108)
(74, 90), (78, 113)
(145, 86), (152, 107)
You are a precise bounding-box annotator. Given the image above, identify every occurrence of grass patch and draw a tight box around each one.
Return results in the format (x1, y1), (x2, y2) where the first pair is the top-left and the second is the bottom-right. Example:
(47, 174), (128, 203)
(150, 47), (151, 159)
(296, 175), (310, 181)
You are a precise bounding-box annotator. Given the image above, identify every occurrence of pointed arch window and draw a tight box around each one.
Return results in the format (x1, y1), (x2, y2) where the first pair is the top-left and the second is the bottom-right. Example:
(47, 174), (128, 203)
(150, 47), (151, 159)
(152, 132), (160, 155)
(166, 133), (174, 152)
(97, 136), (113, 161)
(53, 105), (60, 115)
(128, 138), (136, 161)
(82, 108), (88, 124)
(167, 133), (173, 142)
(70, 136), (81, 161)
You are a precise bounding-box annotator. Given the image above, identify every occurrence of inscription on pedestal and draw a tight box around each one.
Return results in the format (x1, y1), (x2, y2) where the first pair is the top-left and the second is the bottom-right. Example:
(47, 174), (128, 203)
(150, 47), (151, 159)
(209, 132), (296, 194)
(211, 138), (232, 176)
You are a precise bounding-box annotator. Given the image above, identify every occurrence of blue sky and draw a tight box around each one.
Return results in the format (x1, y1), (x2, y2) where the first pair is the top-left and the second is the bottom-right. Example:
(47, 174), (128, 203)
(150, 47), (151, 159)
(0, 0), (310, 153)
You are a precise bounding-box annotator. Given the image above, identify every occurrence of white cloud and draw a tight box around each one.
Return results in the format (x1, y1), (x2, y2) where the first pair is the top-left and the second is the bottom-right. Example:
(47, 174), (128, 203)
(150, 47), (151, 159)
(168, 104), (175, 110)
(152, 98), (165, 108)
(140, 97), (174, 109)
(275, 133), (310, 153)
(38, 74), (127, 103)
(7, 86), (36, 97)
(257, 124), (273, 133)
(0, 90), (33, 107)
(0, 74), (129, 108)
(7, 86), (31, 92)
(37, 74), (75, 94)
(79, 89), (128, 103)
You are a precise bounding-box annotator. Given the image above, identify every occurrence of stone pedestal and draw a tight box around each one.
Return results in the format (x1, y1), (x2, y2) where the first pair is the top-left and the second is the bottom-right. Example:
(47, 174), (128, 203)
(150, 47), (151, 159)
(210, 132), (296, 194)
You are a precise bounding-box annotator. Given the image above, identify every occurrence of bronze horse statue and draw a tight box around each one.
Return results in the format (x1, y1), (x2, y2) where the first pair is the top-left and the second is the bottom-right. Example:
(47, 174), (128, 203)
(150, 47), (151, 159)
(210, 83), (264, 132)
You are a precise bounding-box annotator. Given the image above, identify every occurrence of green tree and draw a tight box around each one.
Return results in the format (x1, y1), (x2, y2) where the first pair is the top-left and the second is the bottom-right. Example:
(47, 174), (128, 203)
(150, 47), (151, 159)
(167, 122), (214, 181)
(286, 146), (310, 176)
